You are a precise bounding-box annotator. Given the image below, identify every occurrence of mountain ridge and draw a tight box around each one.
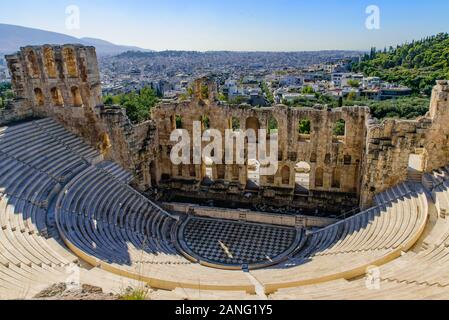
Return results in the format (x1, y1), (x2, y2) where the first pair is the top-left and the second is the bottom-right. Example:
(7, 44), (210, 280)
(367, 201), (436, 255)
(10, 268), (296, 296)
(0, 23), (152, 55)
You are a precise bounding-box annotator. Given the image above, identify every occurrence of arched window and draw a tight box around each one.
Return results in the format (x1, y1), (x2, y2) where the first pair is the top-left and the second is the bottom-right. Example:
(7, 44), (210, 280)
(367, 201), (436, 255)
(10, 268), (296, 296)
(201, 84), (209, 100)
(246, 117), (260, 131)
(315, 167), (324, 188)
(246, 159), (260, 189)
(281, 165), (290, 185)
(408, 151), (425, 179)
(333, 119), (346, 136)
(217, 165), (226, 180)
(298, 118), (311, 141)
(204, 155), (213, 179)
(332, 168), (341, 188)
(229, 117), (240, 131)
(268, 116), (278, 134)
(34, 88), (45, 106)
(298, 118), (311, 134)
(63, 47), (78, 77)
(43, 47), (57, 78)
(175, 115), (183, 129)
(50, 87), (64, 106)
(232, 165), (239, 181)
(26, 50), (40, 78)
(295, 161), (311, 192)
(149, 161), (158, 187)
(200, 115), (210, 130)
(189, 164), (196, 178)
(171, 115), (183, 130)
(71, 86), (83, 107)
(246, 117), (260, 140)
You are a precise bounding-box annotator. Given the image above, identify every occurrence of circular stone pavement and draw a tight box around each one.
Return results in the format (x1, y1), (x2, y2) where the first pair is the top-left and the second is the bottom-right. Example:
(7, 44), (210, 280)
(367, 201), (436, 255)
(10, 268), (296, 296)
(176, 216), (303, 270)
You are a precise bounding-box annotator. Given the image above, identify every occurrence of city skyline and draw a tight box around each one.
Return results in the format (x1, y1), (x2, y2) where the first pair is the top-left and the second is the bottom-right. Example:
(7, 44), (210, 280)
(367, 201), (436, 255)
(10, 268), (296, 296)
(1, 0), (449, 52)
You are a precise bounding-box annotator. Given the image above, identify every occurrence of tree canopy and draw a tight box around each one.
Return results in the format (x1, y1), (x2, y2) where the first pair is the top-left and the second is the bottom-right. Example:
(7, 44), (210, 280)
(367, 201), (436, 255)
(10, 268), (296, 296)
(103, 87), (158, 124)
(0, 82), (13, 109)
(284, 92), (429, 120)
(352, 33), (449, 95)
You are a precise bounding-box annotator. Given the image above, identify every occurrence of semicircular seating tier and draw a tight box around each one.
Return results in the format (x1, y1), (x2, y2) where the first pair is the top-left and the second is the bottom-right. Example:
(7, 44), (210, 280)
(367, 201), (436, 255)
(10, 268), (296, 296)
(270, 171), (449, 300)
(0, 117), (444, 300)
(250, 182), (429, 293)
(54, 161), (255, 293)
(0, 118), (145, 299)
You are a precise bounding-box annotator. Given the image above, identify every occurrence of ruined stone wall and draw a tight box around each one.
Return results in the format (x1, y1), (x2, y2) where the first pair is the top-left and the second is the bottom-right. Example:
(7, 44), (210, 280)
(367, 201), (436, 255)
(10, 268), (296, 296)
(152, 79), (449, 213)
(0, 99), (33, 125)
(4, 45), (158, 189)
(151, 79), (368, 213)
(5, 45), (104, 144)
(360, 118), (428, 206)
(360, 80), (449, 207)
(98, 106), (158, 190)
(3, 45), (449, 214)
(163, 203), (338, 228)
(152, 102), (367, 192)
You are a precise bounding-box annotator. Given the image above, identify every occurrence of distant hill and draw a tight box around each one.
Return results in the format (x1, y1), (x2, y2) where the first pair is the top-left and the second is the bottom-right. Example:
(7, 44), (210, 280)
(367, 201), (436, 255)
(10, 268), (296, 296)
(0, 24), (151, 56)
(79, 37), (149, 55)
(352, 33), (449, 94)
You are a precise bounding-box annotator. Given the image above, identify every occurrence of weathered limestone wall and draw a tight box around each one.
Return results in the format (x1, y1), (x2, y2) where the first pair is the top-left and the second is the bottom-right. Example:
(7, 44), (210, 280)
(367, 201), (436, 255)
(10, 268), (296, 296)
(424, 81), (449, 170)
(360, 118), (428, 206)
(5, 45), (104, 145)
(151, 78), (368, 213)
(98, 106), (159, 190)
(360, 80), (449, 207)
(163, 202), (338, 228)
(4, 45), (158, 189)
(3, 45), (449, 215)
(0, 99), (33, 125)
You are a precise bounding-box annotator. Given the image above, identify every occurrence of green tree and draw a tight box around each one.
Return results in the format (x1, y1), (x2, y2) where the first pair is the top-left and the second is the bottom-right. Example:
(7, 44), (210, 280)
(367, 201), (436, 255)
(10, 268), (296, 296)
(201, 115), (210, 129)
(352, 33), (449, 95)
(347, 80), (360, 88)
(175, 115), (183, 129)
(298, 119), (311, 134)
(347, 92), (357, 101)
(268, 117), (278, 134)
(0, 82), (13, 109)
(334, 120), (346, 136)
(261, 81), (274, 104)
(103, 95), (114, 105)
(103, 87), (158, 124)
(201, 85), (209, 100)
(218, 92), (228, 102)
(337, 96), (343, 108)
(302, 86), (314, 94)
(231, 117), (240, 131)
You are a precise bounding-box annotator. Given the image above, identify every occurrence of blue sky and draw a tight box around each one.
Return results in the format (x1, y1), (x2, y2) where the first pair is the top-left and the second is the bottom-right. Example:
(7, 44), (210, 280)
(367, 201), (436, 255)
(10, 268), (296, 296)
(1, 0), (448, 51)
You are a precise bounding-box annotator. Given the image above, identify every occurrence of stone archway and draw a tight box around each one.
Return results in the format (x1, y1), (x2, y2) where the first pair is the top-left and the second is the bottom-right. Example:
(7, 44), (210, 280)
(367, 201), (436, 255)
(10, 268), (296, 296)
(295, 161), (311, 193)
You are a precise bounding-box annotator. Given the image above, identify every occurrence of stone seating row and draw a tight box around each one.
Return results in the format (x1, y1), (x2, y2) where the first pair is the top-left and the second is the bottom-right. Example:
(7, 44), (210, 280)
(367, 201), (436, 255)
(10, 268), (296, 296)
(0, 194), (82, 299)
(271, 181), (449, 299)
(270, 277), (449, 300)
(55, 165), (256, 293)
(0, 119), (128, 299)
(250, 183), (428, 294)
(96, 161), (133, 184)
